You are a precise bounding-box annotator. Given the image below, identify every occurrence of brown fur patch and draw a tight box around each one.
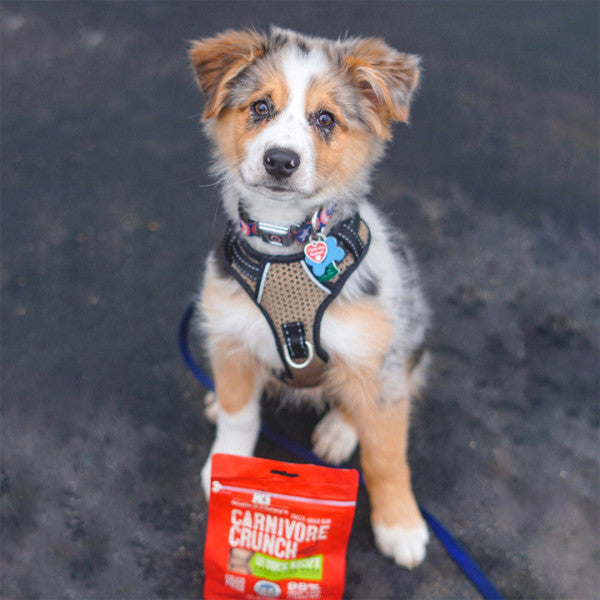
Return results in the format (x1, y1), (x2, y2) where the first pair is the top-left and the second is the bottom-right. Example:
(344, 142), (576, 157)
(358, 399), (423, 530)
(316, 128), (374, 198)
(324, 360), (382, 414)
(342, 38), (420, 139)
(305, 79), (377, 193)
(209, 338), (264, 415)
(210, 69), (290, 165)
(211, 107), (245, 165)
(246, 67), (289, 111)
(189, 29), (268, 118)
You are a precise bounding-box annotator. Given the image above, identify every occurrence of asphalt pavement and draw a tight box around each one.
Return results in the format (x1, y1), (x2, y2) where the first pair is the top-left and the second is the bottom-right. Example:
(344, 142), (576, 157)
(1, 2), (598, 599)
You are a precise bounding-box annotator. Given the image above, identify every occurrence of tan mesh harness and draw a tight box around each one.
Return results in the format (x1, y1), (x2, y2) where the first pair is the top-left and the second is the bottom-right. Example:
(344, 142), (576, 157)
(222, 213), (371, 388)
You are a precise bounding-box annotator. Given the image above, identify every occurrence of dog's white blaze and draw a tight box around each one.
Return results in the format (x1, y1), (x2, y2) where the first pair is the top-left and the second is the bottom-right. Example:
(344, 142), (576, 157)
(240, 46), (328, 201)
(280, 45), (328, 133)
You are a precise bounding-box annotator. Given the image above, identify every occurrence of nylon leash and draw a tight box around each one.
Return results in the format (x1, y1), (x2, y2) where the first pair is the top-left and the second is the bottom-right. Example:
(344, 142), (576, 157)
(178, 302), (504, 600)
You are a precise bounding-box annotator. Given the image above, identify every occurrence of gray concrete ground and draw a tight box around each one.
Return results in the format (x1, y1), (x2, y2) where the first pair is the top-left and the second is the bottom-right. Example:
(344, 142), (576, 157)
(1, 2), (598, 599)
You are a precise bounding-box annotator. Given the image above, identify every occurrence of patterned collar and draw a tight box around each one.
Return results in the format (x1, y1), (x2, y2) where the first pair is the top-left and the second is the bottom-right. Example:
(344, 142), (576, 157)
(238, 202), (336, 247)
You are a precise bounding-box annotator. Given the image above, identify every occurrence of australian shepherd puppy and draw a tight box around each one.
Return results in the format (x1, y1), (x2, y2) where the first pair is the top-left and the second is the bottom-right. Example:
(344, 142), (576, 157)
(189, 27), (430, 568)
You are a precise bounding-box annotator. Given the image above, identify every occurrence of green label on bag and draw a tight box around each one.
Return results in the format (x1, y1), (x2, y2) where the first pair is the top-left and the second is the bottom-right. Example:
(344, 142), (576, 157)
(249, 553), (323, 581)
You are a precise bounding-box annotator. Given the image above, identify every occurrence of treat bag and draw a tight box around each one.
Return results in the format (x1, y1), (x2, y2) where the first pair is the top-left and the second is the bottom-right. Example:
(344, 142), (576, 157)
(204, 453), (359, 600)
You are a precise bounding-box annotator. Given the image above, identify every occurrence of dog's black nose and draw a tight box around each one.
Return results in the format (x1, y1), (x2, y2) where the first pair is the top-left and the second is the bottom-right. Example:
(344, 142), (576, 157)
(263, 147), (300, 179)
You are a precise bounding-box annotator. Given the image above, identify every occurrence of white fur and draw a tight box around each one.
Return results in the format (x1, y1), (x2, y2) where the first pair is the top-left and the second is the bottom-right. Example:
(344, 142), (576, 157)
(312, 408), (358, 465)
(373, 523), (430, 569)
(199, 258), (281, 368)
(203, 391), (219, 423)
(201, 397), (261, 499)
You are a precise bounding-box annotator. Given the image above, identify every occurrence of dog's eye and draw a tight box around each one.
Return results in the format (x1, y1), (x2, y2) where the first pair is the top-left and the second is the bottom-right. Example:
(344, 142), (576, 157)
(252, 101), (270, 117)
(316, 111), (335, 129)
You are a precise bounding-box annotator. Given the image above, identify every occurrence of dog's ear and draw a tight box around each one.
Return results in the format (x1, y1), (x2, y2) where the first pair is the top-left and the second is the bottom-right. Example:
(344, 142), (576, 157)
(343, 38), (420, 140)
(189, 29), (267, 119)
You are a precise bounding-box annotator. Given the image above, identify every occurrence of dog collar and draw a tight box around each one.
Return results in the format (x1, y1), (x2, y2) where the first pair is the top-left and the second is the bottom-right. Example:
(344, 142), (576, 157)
(238, 202), (336, 247)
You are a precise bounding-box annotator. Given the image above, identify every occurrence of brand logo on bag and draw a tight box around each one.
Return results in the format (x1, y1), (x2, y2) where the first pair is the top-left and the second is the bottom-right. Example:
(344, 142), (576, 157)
(254, 580), (282, 598)
(252, 492), (272, 506)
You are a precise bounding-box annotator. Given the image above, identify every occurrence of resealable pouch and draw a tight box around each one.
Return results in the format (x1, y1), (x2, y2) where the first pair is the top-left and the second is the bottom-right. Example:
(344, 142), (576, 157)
(204, 453), (359, 600)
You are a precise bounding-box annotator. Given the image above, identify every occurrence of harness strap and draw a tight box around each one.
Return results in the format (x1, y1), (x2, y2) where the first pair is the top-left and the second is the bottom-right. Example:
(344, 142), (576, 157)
(282, 322), (309, 360)
(258, 259), (329, 386)
(222, 213), (370, 387)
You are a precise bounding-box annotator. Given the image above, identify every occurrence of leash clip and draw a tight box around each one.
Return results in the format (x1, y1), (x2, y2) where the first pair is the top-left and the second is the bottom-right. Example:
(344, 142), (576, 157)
(283, 340), (314, 370)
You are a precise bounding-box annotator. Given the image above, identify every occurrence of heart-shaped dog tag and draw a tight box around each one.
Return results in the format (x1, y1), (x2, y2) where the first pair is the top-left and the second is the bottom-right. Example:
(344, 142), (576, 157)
(304, 240), (328, 264)
(304, 235), (346, 279)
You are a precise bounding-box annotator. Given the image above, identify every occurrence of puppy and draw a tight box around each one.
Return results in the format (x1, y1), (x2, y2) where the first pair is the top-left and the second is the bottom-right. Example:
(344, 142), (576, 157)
(189, 27), (430, 568)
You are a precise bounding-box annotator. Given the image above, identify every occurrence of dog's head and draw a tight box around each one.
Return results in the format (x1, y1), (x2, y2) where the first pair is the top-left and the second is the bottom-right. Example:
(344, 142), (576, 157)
(189, 27), (420, 214)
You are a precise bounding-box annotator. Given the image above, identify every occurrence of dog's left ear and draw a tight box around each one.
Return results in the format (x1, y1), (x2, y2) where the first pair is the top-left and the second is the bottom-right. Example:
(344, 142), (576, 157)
(189, 29), (267, 119)
(343, 38), (421, 140)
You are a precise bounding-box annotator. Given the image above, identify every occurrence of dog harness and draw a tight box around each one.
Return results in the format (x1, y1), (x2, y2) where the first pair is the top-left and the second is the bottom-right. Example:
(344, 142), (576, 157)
(222, 210), (370, 388)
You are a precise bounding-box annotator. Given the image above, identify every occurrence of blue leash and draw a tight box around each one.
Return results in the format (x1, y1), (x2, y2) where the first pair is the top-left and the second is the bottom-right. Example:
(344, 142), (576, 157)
(178, 302), (503, 600)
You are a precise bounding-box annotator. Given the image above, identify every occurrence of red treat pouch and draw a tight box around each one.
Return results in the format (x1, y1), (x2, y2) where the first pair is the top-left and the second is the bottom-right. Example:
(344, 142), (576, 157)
(204, 454), (359, 600)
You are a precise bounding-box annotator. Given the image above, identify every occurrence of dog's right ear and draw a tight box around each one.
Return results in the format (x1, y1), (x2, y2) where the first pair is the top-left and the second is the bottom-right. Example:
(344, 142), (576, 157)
(189, 29), (267, 119)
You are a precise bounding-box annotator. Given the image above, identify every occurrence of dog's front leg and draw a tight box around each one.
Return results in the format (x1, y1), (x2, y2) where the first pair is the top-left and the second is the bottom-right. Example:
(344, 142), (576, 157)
(357, 390), (428, 568)
(201, 338), (265, 499)
(331, 364), (428, 568)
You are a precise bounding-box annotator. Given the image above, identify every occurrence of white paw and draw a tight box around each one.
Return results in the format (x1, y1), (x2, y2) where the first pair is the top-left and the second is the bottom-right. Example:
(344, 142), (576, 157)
(312, 408), (358, 465)
(204, 391), (219, 424)
(201, 457), (212, 500)
(201, 401), (261, 502)
(373, 523), (429, 569)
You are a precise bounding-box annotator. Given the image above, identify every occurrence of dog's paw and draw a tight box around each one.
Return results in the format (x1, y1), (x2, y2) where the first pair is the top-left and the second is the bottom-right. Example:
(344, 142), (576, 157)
(312, 408), (358, 465)
(201, 458), (212, 500)
(204, 391), (219, 424)
(372, 522), (429, 569)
